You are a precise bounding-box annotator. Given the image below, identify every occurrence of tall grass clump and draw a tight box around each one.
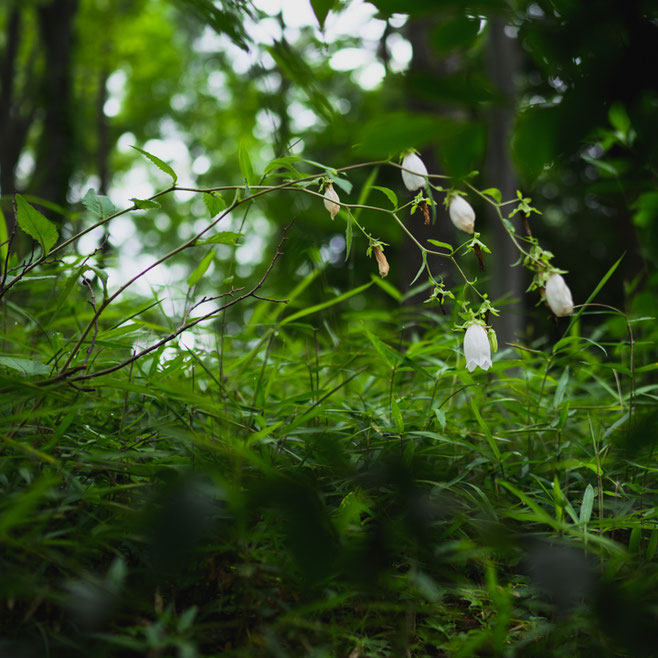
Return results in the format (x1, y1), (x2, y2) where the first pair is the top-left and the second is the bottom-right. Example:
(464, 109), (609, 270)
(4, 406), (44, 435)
(0, 152), (656, 657)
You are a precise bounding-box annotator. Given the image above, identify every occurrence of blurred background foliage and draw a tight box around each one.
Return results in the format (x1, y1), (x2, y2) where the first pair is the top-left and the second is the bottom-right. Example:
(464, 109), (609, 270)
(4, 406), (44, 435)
(2, 0), (657, 337)
(1, 0), (658, 656)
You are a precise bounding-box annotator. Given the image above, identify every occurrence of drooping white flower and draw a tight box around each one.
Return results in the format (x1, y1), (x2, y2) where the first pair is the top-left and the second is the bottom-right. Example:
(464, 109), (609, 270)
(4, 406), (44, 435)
(448, 195), (475, 234)
(544, 272), (574, 317)
(463, 323), (492, 373)
(323, 183), (340, 220)
(401, 152), (428, 191)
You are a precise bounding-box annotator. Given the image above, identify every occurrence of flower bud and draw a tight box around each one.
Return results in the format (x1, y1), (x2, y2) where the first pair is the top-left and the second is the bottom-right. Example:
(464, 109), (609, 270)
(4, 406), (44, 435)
(449, 195), (475, 234)
(463, 323), (492, 373)
(401, 152), (428, 192)
(373, 246), (389, 278)
(544, 272), (574, 317)
(323, 183), (340, 220)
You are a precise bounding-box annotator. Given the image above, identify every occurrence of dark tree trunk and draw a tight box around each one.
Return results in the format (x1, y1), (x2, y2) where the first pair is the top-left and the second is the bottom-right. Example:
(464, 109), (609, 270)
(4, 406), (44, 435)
(0, 9), (34, 231)
(485, 18), (524, 344)
(30, 0), (79, 212)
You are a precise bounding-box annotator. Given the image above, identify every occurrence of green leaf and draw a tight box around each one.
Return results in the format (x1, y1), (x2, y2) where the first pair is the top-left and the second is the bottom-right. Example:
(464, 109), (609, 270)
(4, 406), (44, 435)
(344, 213), (353, 261)
(609, 102), (632, 142)
(82, 188), (116, 218)
(628, 526), (641, 553)
(563, 253), (624, 335)
(434, 407), (446, 431)
(579, 484), (595, 524)
(439, 121), (486, 178)
(130, 198), (160, 209)
(263, 156), (303, 175)
(647, 529), (657, 560)
(187, 250), (215, 287)
(310, 0), (335, 29)
(332, 176), (353, 195)
(197, 231), (243, 246)
(427, 239), (453, 251)
(203, 192), (227, 217)
(238, 141), (256, 186)
(0, 356), (51, 376)
(131, 145), (178, 184)
(15, 195), (58, 255)
(553, 367), (569, 408)
(512, 106), (558, 180)
(470, 397), (501, 462)
(357, 112), (447, 158)
(502, 218), (516, 234)
(481, 187), (502, 204)
(409, 253), (427, 286)
(370, 273), (402, 301)
(372, 185), (398, 209)
(391, 397), (404, 433)
(281, 281), (373, 325)
(362, 326), (401, 368)
(431, 14), (480, 53)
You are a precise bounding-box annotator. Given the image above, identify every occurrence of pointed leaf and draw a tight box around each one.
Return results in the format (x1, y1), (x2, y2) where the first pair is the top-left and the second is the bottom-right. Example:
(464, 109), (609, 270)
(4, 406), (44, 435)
(333, 176), (353, 194)
(391, 397), (404, 433)
(197, 231), (243, 246)
(579, 484), (595, 524)
(131, 198), (160, 209)
(238, 141), (256, 186)
(131, 145), (178, 185)
(0, 356), (51, 376)
(203, 192), (227, 217)
(15, 195), (58, 254)
(280, 281), (373, 325)
(427, 239), (453, 251)
(187, 250), (215, 287)
(481, 187), (502, 204)
(264, 156), (303, 175)
(372, 185), (398, 209)
(83, 188), (116, 218)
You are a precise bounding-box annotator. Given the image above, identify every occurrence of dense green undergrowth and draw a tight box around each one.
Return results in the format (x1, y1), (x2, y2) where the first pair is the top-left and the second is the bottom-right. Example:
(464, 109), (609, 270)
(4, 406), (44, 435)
(1, 247), (657, 658)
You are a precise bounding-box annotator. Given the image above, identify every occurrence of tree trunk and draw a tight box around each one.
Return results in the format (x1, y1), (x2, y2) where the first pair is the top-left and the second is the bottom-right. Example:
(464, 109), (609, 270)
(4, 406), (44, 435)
(485, 17), (524, 345)
(30, 0), (79, 212)
(0, 9), (33, 231)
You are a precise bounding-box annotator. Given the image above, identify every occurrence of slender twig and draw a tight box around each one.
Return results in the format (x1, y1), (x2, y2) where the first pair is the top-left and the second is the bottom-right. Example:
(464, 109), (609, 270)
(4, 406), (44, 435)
(37, 224), (291, 385)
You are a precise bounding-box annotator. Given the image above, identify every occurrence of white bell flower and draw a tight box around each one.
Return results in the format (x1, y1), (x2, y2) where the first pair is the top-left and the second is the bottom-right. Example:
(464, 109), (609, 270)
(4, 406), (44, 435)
(323, 183), (340, 220)
(545, 272), (574, 317)
(449, 195), (475, 234)
(401, 152), (428, 191)
(463, 323), (492, 373)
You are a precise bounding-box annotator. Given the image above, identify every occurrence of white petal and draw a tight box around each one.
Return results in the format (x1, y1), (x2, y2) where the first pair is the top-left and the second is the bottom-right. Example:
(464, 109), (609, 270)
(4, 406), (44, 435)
(449, 196), (475, 234)
(323, 185), (340, 220)
(545, 273), (574, 316)
(401, 153), (428, 191)
(463, 324), (492, 372)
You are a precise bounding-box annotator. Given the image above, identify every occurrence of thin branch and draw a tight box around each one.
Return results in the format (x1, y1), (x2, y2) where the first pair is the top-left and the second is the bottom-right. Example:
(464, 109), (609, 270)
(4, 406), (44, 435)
(37, 224), (291, 386)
